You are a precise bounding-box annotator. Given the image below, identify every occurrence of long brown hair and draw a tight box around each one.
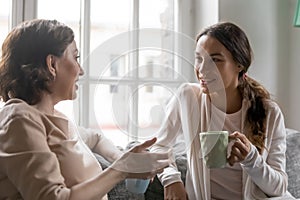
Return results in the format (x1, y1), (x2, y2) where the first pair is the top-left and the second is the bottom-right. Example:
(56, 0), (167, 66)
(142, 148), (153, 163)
(0, 19), (74, 105)
(196, 22), (270, 153)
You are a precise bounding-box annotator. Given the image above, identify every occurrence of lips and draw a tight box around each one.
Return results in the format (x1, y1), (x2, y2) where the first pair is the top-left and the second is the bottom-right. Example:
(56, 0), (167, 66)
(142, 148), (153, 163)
(200, 78), (216, 85)
(75, 80), (79, 90)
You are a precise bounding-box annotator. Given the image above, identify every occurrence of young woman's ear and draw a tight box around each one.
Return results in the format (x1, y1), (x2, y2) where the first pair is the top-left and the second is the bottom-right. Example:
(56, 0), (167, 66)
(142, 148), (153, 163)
(46, 54), (57, 77)
(237, 64), (244, 72)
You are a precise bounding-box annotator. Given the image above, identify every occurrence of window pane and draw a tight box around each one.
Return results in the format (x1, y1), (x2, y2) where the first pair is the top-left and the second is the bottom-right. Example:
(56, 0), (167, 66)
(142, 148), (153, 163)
(88, 51), (130, 79)
(0, 0), (10, 54)
(139, 49), (175, 79)
(139, 0), (176, 79)
(91, 84), (131, 148)
(137, 84), (178, 139)
(0, 0), (10, 108)
(54, 100), (77, 121)
(37, 0), (81, 43)
(89, 0), (131, 78)
(139, 0), (174, 29)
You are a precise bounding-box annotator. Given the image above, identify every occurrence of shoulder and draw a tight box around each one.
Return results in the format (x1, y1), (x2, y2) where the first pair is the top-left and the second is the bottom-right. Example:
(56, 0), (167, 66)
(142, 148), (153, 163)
(0, 98), (44, 127)
(263, 100), (286, 131)
(264, 99), (283, 116)
(177, 83), (202, 98)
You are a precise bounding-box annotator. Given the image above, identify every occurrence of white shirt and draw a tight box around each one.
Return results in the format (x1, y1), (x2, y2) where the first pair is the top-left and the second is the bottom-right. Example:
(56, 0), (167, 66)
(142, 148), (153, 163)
(151, 83), (293, 200)
(210, 104), (243, 199)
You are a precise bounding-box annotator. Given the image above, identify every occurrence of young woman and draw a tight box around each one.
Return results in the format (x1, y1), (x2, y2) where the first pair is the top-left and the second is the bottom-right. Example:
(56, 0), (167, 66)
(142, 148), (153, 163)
(0, 19), (171, 200)
(151, 22), (294, 199)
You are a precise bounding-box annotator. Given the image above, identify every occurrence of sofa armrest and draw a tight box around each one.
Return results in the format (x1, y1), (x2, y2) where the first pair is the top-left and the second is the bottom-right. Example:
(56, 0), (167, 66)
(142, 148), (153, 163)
(286, 128), (300, 198)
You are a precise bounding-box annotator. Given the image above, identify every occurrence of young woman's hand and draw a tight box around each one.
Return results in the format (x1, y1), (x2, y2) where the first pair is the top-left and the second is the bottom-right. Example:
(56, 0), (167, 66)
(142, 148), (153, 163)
(228, 131), (251, 166)
(164, 182), (188, 200)
(110, 137), (172, 180)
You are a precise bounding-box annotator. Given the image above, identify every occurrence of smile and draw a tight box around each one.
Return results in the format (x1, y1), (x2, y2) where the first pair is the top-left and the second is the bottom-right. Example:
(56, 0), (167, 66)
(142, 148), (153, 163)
(201, 78), (216, 84)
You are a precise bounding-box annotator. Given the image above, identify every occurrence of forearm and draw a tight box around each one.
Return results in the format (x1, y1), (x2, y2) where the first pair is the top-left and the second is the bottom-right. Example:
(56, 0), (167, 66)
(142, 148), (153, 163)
(69, 167), (126, 200)
(157, 163), (182, 187)
(241, 144), (288, 196)
(92, 135), (123, 163)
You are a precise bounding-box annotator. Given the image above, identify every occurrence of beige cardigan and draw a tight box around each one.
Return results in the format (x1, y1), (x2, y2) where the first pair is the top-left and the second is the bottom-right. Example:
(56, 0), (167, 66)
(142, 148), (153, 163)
(151, 83), (294, 200)
(0, 99), (120, 200)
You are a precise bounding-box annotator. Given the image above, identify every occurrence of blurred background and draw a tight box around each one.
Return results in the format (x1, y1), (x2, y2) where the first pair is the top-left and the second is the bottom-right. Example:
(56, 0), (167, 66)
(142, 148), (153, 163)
(0, 0), (299, 148)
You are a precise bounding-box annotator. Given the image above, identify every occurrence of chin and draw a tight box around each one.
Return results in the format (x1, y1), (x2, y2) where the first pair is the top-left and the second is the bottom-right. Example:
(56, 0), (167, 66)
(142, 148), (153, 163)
(71, 88), (78, 100)
(71, 93), (77, 100)
(200, 86), (209, 94)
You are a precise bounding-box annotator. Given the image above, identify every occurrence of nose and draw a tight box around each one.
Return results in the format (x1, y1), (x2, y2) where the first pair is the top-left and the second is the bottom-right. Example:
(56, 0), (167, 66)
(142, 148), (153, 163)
(195, 60), (206, 78)
(79, 65), (84, 76)
(197, 58), (214, 76)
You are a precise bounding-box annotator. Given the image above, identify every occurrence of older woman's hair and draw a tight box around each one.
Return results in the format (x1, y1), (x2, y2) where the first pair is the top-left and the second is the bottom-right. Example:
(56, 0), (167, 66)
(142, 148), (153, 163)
(0, 19), (74, 105)
(196, 22), (270, 154)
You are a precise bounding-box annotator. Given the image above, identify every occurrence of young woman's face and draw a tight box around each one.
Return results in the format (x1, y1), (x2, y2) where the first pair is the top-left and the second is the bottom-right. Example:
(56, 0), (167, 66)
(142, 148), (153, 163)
(54, 40), (84, 101)
(194, 35), (241, 94)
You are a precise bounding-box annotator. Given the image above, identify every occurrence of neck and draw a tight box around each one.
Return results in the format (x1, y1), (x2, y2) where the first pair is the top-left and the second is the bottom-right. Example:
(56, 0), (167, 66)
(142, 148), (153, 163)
(33, 93), (57, 115)
(210, 88), (242, 114)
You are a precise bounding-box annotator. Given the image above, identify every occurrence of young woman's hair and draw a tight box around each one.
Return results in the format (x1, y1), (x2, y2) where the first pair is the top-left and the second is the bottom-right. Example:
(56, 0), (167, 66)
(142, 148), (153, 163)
(0, 19), (74, 105)
(196, 22), (270, 153)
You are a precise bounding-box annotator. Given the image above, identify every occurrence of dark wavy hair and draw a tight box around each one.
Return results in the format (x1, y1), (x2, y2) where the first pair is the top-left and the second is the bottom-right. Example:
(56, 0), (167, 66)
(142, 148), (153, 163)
(0, 19), (74, 105)
(196, 22), (270, 153)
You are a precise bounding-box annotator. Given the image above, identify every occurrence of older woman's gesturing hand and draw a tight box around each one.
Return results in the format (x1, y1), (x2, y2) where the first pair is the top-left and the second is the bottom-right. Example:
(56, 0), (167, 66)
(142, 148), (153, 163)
(228, 132), (251, 166)
(110, 137), (173, 179)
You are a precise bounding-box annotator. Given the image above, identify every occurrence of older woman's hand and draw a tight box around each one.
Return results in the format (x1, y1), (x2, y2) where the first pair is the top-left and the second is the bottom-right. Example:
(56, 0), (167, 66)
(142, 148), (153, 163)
(228, 131), (251, 166)
(110, 137), (173, 180)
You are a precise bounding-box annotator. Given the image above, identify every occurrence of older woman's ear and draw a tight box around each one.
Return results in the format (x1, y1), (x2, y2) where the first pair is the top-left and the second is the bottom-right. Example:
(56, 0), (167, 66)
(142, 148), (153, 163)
(46, 54), (57, 77)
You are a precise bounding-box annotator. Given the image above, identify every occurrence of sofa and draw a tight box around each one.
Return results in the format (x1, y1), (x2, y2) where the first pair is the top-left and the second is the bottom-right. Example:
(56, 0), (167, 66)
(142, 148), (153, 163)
(96, 128), (300, 200)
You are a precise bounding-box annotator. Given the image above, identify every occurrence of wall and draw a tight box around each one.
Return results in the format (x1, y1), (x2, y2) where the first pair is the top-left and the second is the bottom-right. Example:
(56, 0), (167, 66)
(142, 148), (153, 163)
(193, 0), (300, 130)
(288, 0), (300, 130)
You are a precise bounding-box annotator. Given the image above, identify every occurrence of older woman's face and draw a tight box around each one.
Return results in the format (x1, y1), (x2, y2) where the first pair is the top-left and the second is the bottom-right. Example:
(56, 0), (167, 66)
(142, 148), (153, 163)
(194, 35), (240, 94)
(53, 40), (84, 101)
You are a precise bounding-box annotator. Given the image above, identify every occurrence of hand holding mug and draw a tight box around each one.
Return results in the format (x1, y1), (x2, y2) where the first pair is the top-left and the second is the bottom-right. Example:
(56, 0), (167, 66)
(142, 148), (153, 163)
(228, 131), (251, 166)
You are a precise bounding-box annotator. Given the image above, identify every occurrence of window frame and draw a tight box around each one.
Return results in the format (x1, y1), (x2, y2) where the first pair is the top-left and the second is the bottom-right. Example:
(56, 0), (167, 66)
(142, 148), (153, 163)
(11, 0), (196, 144)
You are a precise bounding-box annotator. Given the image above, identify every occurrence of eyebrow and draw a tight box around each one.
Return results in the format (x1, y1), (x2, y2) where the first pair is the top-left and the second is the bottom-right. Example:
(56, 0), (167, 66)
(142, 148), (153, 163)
(210, 53), (223, 57)
(194, 52), (223, 57)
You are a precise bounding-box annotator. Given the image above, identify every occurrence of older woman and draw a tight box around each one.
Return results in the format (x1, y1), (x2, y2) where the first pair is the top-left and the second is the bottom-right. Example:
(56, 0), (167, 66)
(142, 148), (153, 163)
(0, 19), (171, 200)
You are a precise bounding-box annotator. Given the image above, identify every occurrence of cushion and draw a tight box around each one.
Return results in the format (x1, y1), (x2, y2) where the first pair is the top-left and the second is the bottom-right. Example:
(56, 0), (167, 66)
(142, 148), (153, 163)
(286, 128), (300, 198)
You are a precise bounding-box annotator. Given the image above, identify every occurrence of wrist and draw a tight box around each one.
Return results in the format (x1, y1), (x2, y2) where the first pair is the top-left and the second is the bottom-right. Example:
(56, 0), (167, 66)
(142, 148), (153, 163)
(107, 166), (128, 181)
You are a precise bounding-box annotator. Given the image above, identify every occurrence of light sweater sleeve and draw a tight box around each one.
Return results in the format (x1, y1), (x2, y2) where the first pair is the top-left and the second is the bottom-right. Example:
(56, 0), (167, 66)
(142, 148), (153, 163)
(78, 127), (123, 163)
(0, 116), (70, 200)
(150, 85), (186, 187)
(241, 103), (288, 196)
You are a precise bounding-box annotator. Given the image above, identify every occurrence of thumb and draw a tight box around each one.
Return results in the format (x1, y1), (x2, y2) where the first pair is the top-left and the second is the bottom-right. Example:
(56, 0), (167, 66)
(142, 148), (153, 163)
(134, 137), (157, 152)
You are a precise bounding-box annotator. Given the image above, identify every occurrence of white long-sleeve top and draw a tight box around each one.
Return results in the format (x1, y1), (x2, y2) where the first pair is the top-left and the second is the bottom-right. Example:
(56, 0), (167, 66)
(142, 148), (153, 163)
(151, 83), (294, 200)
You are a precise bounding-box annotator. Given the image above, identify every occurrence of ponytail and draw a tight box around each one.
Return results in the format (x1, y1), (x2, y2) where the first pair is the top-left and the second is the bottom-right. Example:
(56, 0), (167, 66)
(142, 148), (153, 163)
(238, 73), (270, 153)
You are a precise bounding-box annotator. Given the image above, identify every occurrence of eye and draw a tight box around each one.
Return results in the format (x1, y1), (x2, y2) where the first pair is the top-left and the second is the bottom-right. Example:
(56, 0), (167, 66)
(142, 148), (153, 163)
(195, 56), (203, 63)
(211, 57), (221, 62)
(75, 55), (80, 61)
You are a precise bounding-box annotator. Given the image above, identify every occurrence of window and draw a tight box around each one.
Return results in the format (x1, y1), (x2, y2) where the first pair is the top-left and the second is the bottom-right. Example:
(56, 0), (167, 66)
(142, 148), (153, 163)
(0, 0), (10, 108)
(35, 0), (194, 148)
(0, 0), (10, 57)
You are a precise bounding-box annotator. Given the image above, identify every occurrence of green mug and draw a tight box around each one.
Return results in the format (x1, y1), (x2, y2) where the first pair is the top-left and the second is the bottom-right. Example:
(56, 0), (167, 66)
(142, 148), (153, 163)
(199, 131), (229, 168)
